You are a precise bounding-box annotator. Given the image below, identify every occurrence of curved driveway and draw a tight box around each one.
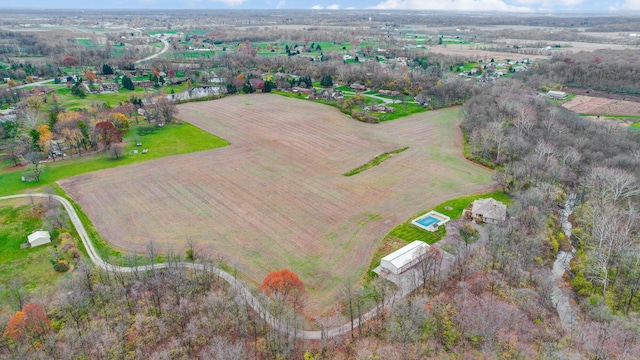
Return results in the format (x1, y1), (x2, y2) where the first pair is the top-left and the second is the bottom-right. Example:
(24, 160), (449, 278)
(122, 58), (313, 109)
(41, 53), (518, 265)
(0, 193), (385, 340)
(136, 37), (170, 64)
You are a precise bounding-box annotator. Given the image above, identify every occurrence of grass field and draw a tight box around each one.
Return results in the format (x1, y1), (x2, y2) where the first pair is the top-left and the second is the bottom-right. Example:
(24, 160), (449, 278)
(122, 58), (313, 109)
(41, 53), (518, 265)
(59, 94), (495, 313)
(0, 122), (229, 197)
(0, 199), (67, 304)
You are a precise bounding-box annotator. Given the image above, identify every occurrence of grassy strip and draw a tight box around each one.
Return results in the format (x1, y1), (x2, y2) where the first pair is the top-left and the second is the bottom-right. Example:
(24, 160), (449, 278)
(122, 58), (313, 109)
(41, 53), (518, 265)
(0, 122), (230, 197)
(343, 147), (409, 176)
(579, 113), (640, 120)
(363, 190), (509, 283)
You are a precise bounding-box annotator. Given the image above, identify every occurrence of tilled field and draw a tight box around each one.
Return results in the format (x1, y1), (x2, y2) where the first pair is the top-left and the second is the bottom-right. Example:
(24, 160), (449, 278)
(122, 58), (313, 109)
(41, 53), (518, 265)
(562, 95), (640, 116)
(59, 94), (494, 312)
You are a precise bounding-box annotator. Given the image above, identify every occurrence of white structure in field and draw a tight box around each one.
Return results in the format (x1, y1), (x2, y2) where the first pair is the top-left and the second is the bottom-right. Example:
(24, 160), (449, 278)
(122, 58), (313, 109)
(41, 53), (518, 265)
(27, 230), (51, 248)
(380, 240), (429, 275)
(547, 90), (567, 100)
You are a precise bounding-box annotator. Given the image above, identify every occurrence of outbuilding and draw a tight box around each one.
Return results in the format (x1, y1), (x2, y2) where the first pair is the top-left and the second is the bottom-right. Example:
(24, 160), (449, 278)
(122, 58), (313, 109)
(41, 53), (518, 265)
(380, 240), (429, 275)
(547, 90), (567, 100)
(27, 230), (51, 248)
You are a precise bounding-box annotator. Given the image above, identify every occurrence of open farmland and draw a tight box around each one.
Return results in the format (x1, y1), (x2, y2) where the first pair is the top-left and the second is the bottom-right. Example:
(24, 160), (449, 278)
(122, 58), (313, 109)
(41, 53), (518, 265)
(59, 94), (494, 313)
(561, 95), (640, 117)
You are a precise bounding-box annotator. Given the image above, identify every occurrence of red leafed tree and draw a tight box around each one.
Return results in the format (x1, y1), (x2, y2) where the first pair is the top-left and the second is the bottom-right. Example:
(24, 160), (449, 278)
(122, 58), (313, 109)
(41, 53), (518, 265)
(63, 55), (78, 67)
(3, 303), (51, 343)
(260, 269), (305, 310)
(94, 121), (122, 151)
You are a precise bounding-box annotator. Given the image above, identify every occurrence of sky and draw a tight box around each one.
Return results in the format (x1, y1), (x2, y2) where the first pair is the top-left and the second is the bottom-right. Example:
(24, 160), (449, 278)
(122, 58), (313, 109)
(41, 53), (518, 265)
(1, 0), (640, 12)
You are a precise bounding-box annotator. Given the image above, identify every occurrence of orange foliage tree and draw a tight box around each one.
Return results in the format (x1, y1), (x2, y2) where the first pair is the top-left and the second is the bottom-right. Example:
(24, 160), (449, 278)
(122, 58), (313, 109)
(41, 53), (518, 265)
(260, 269), (305, 310)
(3, 303), (51, 343)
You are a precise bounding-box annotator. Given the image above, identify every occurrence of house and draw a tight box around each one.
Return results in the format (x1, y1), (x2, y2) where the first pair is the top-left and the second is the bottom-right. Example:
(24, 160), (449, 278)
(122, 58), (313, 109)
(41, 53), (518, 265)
(364, 104), (395, 113)
(547, 91), (567, 100)
(249, 78), (265, 91)
(290, 87), (314, 95)
(350, 83), (366, 91)
(27, 230), (51, 248)
(470, 198), (507, 224)
(380, 241), (429, 275)
(309, 89), (344, 100)
(378, 89), (401, 97)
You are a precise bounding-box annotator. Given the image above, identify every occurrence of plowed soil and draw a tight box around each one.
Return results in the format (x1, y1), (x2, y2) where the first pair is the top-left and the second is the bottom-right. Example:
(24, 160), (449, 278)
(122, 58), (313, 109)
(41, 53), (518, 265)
(562, 95), (640, 116)
(59, 94), (494, 312)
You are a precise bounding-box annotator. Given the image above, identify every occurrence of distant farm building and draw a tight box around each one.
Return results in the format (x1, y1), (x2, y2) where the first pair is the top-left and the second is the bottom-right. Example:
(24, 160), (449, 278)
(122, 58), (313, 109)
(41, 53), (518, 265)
(27, 230), (51, 248)
(380, 240), (429, 275)
(547, 91), (567, 100)
(467, 198), (507, 224)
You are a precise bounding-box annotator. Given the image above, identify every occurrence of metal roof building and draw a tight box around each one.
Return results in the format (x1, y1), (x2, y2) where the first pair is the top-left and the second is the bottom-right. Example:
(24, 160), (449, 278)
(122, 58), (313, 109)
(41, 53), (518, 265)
(380, 240), (429, 275)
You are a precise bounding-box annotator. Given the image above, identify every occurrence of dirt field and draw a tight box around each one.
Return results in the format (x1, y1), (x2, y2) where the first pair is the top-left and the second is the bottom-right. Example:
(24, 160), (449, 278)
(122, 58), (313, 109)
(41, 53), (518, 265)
(428, 44), (550, 61)
(561, 95), (640, 117)
(59, 94), (494, 313)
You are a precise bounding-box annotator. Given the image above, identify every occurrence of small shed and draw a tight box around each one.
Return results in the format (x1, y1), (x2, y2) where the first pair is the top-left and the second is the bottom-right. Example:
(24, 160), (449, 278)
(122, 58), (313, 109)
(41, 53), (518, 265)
(471, 198), (507, 224)
(27, 230), (51, 248)
(380, 240), (429, 275)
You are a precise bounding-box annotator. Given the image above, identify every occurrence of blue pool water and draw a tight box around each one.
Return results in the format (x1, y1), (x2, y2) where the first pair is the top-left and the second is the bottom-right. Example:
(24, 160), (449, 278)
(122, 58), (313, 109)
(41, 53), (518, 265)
(416, 216), (439, 228)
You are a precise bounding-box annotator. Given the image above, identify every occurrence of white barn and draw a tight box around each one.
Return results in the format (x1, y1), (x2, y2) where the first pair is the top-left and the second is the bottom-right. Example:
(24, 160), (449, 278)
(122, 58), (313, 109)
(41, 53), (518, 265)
(27, 230), (51, 248)
(380, 240), (429, 275)
(547, 90), (567, 100)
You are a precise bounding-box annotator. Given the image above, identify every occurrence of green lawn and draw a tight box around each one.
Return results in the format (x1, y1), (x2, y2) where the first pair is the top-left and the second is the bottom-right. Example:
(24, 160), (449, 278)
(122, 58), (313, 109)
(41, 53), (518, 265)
(0, 203), (68, 303)
(389, 189), (509, 243)
(0, 122), (229, 197)
(374, 102), (427, 122)
(75, 38), (94, 47)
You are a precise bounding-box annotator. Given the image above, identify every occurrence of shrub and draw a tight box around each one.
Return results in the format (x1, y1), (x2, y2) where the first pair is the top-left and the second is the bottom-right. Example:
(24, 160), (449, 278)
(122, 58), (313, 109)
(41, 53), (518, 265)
(50, 258), (69, 272)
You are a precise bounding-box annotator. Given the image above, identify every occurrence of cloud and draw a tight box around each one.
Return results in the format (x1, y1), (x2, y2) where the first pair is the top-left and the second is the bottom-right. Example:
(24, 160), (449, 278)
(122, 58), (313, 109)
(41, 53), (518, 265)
(372, 0), (532, 11)
(514, 0), (584, 6)
(609, 0), (640, 10)
(277, 0), (285, 7)
(311, 4), (340, 9)
(208, 0), (246, 6)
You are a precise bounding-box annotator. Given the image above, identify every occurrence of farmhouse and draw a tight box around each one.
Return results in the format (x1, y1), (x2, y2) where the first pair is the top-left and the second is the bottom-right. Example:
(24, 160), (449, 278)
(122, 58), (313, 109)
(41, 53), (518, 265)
(350, 83), (366, 91)
(547, 90), (567, 100)
(380, 240), (429, 275)
(470, 198), (507, 224)
(364, 104), (395, 113)
(27, 230), (51, 248)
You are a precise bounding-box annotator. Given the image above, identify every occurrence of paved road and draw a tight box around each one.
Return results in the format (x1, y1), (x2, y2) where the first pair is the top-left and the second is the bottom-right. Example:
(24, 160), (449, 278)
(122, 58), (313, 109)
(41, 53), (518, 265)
(136, 37), (170, 64)
(0, 193), (394, 340)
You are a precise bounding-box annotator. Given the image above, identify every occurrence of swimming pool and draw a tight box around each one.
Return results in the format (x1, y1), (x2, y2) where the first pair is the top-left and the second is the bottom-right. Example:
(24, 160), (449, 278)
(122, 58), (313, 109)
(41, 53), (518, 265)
(411, 210), (451, 232)
(415, 216), (440, 228)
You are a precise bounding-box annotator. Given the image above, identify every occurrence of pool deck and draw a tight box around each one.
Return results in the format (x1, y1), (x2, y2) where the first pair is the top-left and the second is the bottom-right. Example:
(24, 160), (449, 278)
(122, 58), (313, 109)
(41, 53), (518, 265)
(411, 210), (451, 232)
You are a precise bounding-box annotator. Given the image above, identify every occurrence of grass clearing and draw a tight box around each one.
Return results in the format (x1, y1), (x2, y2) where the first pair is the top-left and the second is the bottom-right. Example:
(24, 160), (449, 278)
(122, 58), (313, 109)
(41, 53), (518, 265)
(0, 121), (229, 197)
(0, 201), (68, 303)
(344, 147), (409, 176)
